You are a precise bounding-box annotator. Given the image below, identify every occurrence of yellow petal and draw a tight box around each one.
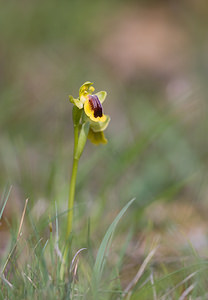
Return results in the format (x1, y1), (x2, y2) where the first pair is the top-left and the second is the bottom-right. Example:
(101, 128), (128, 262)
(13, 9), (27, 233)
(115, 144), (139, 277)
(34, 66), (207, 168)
(97, 114), (107, 122)
(89, 86), (95, 93)
(88, 128), (108, 145)
(79, 81), (94, 97)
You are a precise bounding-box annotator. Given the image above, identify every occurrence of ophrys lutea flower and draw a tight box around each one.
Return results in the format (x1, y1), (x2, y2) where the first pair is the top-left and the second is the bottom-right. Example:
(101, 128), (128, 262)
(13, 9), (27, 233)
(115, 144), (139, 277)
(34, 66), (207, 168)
(69, 81), (110, 145)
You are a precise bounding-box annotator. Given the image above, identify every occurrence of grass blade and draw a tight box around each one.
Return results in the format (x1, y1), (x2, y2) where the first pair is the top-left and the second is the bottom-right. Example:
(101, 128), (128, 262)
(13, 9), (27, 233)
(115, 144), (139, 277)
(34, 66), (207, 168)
(93, 198), (135, 283)
(0, 186), (12, 220)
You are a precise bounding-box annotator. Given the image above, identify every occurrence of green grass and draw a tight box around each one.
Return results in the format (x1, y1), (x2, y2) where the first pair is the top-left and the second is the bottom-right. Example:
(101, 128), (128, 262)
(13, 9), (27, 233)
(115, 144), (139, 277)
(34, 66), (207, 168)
(1, 194), (208, 299)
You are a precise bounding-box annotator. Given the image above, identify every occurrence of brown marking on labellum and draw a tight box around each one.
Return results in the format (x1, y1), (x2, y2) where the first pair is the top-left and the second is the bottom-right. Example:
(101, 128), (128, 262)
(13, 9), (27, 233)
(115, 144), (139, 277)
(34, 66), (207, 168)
(88, 94), (103, 118)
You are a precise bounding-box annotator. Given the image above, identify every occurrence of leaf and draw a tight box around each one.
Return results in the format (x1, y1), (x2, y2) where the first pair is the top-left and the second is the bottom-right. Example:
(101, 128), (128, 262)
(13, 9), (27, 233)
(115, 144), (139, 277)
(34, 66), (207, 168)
(93, 198), (135, 283)
(75, 122), (90, 159)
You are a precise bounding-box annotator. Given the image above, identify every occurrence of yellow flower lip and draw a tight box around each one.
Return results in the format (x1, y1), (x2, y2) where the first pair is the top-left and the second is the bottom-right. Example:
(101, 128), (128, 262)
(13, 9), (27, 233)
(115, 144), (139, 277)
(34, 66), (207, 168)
(84, 94), (107, 122)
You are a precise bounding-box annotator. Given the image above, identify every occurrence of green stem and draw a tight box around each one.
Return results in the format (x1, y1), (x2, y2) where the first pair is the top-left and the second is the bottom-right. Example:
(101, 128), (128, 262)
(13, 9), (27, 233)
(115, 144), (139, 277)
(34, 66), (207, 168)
(60, 125), (79, 280)
(66, 125), (79, 238)
(73, 125), (79, 155)
(66, 157), (78, 237)
(61, 119), (89, 279)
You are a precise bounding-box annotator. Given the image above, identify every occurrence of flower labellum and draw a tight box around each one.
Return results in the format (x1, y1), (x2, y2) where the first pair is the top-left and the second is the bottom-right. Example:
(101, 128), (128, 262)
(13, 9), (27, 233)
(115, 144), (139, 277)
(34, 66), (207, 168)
(84, 94), (107, 122)
(89, 95), (103, 118)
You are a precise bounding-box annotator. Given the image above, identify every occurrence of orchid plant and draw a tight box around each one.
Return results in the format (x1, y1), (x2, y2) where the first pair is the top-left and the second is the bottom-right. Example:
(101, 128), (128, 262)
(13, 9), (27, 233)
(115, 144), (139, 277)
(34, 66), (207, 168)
(61, 81), (110, 277)
(67, 82), (110, 238)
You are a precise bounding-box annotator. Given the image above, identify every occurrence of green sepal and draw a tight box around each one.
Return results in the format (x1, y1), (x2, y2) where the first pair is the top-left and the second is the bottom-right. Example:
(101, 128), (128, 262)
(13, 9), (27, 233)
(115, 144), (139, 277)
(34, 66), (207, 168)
(69, 95), (74, 103)
(72, 105), (82, 126)
(75, 122), (90, 159)
(95, 91), (107, 104)
(69, 95), (83, 109)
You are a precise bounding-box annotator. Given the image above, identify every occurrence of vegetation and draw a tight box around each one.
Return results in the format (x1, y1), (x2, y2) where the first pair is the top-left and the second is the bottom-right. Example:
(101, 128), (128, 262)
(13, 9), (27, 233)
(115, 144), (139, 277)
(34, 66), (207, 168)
(1, 0), (208, 299)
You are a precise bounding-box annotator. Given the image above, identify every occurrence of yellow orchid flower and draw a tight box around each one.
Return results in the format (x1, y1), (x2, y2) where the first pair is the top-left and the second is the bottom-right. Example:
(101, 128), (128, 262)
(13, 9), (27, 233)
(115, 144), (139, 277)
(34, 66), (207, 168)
(69, 82), (107, 122)
(69, 81), (110, 145)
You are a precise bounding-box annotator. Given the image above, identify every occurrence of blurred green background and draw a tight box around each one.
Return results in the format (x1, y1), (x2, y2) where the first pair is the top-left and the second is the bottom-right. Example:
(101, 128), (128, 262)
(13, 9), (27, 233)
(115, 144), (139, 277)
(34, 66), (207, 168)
(1, 0), (208, 261)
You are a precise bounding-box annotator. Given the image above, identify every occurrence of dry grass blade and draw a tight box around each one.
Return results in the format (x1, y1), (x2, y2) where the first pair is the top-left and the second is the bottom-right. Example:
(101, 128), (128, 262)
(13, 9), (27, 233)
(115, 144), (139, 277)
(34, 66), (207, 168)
(150, 270), (157, 300)
(70, 248), (87, 273)
(2, 198), (29, 275)
(161, 271), (197, 300)
(17, 198), (28, 239)
(54, 202), (63, 263)
(178, 283), (196, 300)
(0, 186), (12, 220)
(54, 244), (63, 262)
(72, 259), (79, 282)
(22, 272), (37, 289)
(0, 273), (13, 289)
(123, 244), (158, 296)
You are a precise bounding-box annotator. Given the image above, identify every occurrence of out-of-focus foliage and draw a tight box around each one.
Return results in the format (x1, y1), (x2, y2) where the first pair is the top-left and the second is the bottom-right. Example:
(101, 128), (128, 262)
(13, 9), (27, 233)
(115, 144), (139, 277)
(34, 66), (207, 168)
(1, 0), (208, 297)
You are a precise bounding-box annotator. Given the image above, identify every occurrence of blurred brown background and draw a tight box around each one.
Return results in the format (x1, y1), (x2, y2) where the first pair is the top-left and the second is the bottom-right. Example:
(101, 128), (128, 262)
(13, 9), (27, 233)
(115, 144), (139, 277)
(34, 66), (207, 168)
(1, 0), (208, 261)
